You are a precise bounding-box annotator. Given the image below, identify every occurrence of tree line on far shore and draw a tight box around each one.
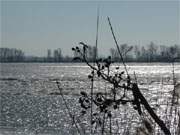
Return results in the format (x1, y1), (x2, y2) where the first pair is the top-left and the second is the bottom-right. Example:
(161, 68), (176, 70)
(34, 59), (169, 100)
(0, 42), (180, 63)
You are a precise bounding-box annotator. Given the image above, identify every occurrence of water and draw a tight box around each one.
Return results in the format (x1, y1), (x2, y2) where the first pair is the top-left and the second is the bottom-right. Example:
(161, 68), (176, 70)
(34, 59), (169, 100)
(0, 63), (180, 134)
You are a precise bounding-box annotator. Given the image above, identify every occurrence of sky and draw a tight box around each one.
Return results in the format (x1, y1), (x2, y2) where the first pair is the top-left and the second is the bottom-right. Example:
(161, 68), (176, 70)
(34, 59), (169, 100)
(1, 0), (180, 57)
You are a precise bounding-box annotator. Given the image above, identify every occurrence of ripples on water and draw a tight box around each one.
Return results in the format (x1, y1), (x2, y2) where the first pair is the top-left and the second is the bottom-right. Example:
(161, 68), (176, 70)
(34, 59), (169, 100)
(0, 63), (180, 134)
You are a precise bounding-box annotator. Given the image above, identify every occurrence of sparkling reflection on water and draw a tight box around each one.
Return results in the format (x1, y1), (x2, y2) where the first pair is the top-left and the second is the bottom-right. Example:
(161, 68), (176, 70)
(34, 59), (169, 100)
(0, 63), (180, 134)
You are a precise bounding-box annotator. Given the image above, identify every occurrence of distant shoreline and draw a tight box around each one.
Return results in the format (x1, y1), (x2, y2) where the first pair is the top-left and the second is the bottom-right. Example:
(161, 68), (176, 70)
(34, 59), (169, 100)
(1, 61), (180, 63)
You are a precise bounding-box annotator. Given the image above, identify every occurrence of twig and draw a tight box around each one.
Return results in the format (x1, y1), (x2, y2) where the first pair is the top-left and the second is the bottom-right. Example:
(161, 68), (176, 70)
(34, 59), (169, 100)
(107, 16), (170, 134)
(134, 71), (138, 84)
(132, 84), (171, 135)
(95, 6), (100, 62)
(83, 54), (171, 134)
(90, 7), (100, 134)
(56, 81), (82, 135)
(109, 113), (112, 135)
(171, 59), (176, 106)
(107, 17), (129, 76)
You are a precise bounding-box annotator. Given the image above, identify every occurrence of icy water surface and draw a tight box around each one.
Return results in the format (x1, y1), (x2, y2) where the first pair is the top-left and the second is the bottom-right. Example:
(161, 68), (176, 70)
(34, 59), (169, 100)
(0, 63), (180, 134)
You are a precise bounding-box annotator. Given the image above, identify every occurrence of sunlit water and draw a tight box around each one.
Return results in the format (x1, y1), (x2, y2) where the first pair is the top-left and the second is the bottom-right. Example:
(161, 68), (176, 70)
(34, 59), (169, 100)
(0, 63), (180, 134)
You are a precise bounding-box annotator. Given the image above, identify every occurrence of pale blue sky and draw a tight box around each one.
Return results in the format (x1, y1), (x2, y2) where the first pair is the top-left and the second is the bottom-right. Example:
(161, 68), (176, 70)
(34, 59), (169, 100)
(1, 0), (179, 56)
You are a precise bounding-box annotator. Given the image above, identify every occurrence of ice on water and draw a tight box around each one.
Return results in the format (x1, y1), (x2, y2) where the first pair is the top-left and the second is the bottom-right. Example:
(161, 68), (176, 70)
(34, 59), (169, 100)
(0, 63), (180, 134)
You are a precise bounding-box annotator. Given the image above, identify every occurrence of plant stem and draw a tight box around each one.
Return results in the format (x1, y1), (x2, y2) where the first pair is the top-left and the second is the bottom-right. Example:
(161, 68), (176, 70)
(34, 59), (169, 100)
(109, 115), (112, 135)
(132, 83), (171, 135)
(56, 81), (81, 135)
(107, 17), (129, 76)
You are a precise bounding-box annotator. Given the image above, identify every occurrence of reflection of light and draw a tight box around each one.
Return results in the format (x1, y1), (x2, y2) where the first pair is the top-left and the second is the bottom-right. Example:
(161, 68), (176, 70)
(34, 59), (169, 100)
(40, 66), (89, 68)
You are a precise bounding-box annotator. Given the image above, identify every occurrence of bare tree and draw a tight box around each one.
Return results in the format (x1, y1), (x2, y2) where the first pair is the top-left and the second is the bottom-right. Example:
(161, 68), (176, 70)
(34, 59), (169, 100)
(147, 42), (158, 62)
(0, 48), (24, 62)
(134, 45), (141, 61)
(110, 48), (119, 61)
(87, 46), (97, 62)
(47, 49), (52, 62)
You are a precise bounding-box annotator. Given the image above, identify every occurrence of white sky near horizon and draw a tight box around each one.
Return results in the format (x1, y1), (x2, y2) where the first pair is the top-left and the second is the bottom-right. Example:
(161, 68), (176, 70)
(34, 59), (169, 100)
(1, 0), (180, 57)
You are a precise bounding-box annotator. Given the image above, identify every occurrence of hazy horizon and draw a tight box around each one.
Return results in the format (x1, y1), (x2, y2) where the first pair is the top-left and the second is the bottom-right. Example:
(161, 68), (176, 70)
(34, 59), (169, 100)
(1, 0), (179, 57)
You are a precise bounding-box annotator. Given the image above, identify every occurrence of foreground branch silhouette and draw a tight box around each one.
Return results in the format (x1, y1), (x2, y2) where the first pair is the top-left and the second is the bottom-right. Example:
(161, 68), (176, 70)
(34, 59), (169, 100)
(70, 17), (171, 135)
(107, 17), (171, 135)
(72, 43), (171, 135)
